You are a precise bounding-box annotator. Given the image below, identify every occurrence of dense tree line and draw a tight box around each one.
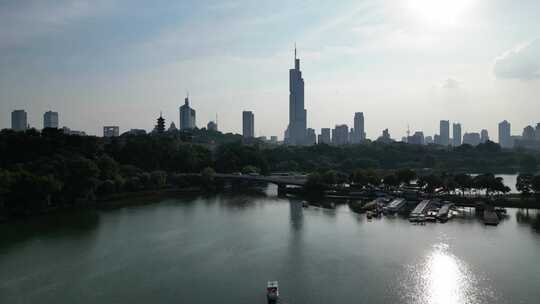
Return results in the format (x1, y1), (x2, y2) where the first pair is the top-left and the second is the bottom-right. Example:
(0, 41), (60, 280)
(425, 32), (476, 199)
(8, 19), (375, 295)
(1, 129), (539, 217)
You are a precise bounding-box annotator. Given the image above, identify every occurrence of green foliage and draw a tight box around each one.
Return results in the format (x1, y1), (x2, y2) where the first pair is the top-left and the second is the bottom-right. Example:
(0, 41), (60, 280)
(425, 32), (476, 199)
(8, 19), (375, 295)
(517, 173), (533, 196)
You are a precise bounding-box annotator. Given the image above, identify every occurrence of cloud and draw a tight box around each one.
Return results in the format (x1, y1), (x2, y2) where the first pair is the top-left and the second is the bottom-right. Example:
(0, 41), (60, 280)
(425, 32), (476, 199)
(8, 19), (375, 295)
(494, 38), (540, 80)
(442, 78), (460, 89)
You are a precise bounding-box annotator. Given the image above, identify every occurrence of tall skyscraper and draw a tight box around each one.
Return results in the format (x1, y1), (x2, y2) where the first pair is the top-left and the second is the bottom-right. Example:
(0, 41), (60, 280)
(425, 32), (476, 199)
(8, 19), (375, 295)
(440, 120), (450, 146)
(523, 125), (535, 141)
(307, 128), (316, 145)
(43, 111), (59, 129)
(352, 112), (365, 143)
(179, 95), (196, 130)
(242, 111), (254, 138)
(452, 123), (462, 146)
(480, 129), (489, 143)
(285, 47), (307, 145)
(11, 110), (27, 131)
(498, 120), (512, 148)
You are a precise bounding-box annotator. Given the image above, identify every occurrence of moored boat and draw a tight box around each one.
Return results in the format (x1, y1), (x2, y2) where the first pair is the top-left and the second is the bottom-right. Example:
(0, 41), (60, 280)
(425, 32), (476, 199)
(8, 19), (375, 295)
(267, 281), (279, 304)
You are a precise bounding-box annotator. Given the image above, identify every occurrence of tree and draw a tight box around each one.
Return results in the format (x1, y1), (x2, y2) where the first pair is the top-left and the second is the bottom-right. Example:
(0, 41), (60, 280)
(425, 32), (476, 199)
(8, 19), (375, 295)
(322, 170), (337, 186)
(201, 167), (216, 185)
(454, 173), (473, 196)
(517, 173), (533, 197)
(150, 171), (167, 189)
(396, 169), (416, 185)
(383, 174), (399, 189)
(305, 173), (325, 192)
(531, 175), (540, 199)
(97, 154), (120, 180)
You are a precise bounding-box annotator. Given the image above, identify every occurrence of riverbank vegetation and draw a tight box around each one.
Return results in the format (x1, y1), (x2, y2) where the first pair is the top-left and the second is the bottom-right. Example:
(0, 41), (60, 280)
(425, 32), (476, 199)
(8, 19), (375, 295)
(1, 129), (540, 218)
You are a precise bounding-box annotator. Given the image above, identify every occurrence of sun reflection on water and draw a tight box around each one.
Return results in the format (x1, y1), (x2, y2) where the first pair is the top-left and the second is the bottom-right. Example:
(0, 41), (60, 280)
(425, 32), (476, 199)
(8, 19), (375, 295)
(401, 243), (498, 304)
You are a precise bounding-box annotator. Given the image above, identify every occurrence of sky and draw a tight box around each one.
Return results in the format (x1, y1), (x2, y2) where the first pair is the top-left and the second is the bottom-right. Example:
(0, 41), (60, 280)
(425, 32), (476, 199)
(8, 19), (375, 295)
(1, 0), (539, 140)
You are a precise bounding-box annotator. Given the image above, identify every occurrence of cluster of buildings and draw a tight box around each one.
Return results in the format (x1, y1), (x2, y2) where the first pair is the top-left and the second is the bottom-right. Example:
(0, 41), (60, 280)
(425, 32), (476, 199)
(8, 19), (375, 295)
(6, 47), (540, 151)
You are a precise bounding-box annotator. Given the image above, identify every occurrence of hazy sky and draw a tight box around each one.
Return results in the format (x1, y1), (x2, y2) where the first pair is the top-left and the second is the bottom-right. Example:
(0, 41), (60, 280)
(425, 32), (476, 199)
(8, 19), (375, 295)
(1, 0), (539, 139)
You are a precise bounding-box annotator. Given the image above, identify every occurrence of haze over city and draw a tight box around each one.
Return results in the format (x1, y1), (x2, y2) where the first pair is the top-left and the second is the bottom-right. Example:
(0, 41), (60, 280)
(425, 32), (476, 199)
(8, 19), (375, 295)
(1, 0), (540, 139)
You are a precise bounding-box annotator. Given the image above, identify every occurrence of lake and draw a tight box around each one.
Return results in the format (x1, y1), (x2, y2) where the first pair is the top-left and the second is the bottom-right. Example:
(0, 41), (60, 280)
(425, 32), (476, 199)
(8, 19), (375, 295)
(1, 185), (540, 304)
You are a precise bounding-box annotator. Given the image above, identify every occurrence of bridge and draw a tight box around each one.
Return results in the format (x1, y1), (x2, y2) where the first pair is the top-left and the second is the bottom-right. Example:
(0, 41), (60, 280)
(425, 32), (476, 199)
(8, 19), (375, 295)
(214, 173), (307, 187)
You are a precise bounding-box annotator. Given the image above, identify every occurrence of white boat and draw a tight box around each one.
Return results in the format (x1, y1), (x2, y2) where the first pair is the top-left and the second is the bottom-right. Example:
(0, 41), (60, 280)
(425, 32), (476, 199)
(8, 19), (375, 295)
(267, 281), (279, 304)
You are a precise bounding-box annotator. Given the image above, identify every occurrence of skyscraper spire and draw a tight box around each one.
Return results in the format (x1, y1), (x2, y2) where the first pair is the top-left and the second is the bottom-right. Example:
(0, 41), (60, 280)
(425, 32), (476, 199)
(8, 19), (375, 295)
(294, 43), (297, 60)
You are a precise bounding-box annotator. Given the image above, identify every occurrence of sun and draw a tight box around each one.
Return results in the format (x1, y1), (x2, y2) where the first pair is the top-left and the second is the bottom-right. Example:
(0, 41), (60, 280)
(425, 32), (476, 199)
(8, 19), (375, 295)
(407, 0), (475, 27)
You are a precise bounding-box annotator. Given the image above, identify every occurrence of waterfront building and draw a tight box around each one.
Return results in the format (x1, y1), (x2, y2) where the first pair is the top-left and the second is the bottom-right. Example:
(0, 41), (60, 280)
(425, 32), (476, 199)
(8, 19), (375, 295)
(498, 120), (512, 148)
(463, 132), (481, 146)
(285, 47), (307, 145)
(11, 110), (27, 131)
(103, 126), (120, 138)
(179, 95), (196, 130)
(43, 111), (59, 129)
(440, 120), (450, 146)
(242, 111), (255, 138)
(452, 123), (462, 146)
(319, 128), (331, 144)
(207, 121), (218, 132)
(332, 125), (349, 145)
(480, 129), (489, 143)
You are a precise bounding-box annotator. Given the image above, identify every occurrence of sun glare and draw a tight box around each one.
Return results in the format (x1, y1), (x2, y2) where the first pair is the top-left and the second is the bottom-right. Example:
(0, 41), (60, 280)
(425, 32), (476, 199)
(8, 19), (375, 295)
(407, 0), (474, 27)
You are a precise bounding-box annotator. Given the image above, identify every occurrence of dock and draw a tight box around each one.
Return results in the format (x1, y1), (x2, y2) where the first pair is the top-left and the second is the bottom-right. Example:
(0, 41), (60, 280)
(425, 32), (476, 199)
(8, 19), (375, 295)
(436, 203), (454, 222)
(383, 198), (407, 214)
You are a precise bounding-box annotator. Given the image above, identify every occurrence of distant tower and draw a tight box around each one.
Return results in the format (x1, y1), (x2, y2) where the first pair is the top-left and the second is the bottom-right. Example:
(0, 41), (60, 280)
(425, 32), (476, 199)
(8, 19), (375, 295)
(156, 113), (166, 133)
(498, 120), (512, 148)
(453, 123), (462, 146)
(43, 111), (59, 129)
(353, 112), (365, 143)
(285, 46), (307, 145)
(180, 94), (196, 130)
(439, 120), (450, 146)
(242, 111), (255, 138)
(11, 110), (28, 131)
(480, 129), (489, 143)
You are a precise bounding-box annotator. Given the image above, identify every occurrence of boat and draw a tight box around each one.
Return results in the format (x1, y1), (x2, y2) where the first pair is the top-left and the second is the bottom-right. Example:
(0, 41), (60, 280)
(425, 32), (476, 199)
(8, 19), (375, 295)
(409, 199), (433, 222)
(436, 203), (454, 222)
(267, 281), (279, 304)
(383, 198), (407, 214)
(302, 201), (309, 208)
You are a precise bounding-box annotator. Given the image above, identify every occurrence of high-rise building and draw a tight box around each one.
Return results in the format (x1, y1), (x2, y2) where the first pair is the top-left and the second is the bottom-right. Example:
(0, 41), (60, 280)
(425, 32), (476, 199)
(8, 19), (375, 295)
(425, 136), (434, 145)
(463, 132), (481, 146)
(535, 123), (540, 141)
(498, 120), (512, 148)
(523, 125), (535, 141)
(408, 131), (425, 145)
(43, 111), (59, 129)
(11, 110), (27, 131)
(307, 128), (316, 145)
(352, 112), (365, 143)
(242, 111), (254, 138)
(320, 128), (331, 144)
(439, 120), (450, 146)
(285, 47), (307, 145)
(480, 129), (489, 143)
(179, 95), (196, 130)
(103, 126), (120, 137)
(270, 136), (278, 144)
(332, 125), (349, 145)
(452, 123), (462, 146)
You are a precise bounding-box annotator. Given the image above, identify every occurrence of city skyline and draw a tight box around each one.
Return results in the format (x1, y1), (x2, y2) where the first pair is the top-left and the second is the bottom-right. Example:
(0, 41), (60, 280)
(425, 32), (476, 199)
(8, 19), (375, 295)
(1, 0), (540, 139)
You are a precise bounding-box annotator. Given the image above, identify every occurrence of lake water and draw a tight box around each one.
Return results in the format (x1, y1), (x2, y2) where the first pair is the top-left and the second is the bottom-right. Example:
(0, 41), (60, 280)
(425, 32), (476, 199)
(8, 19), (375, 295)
(1, 185), (540, 304)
